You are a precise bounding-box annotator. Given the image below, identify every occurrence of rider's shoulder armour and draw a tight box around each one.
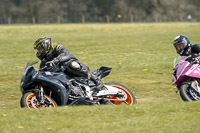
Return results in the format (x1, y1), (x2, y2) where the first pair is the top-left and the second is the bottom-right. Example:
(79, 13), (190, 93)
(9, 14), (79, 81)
(55, 45), (65, 52)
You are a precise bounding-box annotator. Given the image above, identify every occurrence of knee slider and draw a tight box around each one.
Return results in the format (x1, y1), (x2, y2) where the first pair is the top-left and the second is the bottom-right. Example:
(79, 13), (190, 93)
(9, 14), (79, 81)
(70, 61), (81, 70)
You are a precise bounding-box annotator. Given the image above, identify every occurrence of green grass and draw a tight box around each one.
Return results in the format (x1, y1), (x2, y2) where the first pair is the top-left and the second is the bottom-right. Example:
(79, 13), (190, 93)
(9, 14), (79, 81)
(0, 23), (200, 133)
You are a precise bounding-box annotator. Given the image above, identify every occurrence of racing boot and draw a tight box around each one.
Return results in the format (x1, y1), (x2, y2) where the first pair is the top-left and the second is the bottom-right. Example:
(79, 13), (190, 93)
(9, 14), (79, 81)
(89, 73), (105, 95)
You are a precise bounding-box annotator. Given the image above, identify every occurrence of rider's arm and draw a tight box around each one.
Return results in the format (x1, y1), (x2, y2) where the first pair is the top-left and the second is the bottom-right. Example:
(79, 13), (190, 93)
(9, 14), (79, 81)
(47, 45), (83, 71)
(56, 45), (89, 76)
(47, 45), (78, 67)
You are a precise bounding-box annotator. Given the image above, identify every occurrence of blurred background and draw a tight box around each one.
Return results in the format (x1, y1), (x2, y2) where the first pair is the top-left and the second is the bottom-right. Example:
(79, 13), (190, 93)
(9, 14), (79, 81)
(1, 0), (200, 24)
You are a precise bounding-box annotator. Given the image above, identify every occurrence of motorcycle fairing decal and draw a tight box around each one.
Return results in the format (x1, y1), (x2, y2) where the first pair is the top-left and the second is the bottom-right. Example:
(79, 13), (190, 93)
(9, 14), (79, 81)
(96, 90), (118, 96)
(176, 61), (190, 79)
(185, 64), (199, 76)
(193, 68), (200, 74)
(96, 85), (121, 96)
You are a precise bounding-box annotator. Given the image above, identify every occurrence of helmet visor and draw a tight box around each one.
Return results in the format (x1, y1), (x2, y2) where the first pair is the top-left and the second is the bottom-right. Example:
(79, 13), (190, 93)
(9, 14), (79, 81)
(175, 43), (184, 51)
(35, 47), (44, 56)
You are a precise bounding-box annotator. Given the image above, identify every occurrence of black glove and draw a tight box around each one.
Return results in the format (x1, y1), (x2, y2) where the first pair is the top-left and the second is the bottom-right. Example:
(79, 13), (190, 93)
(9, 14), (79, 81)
(45, 58), (59, 69)
(191, 54), (200, 64)
(45, 61), (55, 69)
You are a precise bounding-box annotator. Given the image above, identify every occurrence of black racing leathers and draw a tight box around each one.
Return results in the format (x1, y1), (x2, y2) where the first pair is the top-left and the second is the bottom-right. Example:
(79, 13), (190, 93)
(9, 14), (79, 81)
(40, 45), (104, 91)
(191, 44), (200, 55)
(185, 44), (200, 63)
(40, 45), (89, 77)
(180, 44), (200, 56)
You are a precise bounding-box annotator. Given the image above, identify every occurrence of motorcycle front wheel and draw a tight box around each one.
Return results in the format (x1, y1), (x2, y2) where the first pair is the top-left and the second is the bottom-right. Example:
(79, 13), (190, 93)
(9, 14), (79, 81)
(180, 83), (200, 101)
(20, 92), (57, 108)
(105, 82), (137, 105)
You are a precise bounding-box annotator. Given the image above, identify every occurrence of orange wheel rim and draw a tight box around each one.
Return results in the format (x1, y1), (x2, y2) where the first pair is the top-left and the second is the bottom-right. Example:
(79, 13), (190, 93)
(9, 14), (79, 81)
(46, 96), (56, 107)
(108, 85), (133, 105)
(25, 93), (56, 108)
(26, 93), (37, 108)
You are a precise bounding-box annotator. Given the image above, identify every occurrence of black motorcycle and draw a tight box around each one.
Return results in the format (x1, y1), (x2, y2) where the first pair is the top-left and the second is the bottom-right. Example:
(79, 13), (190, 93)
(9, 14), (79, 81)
(20, 62), (137, 108)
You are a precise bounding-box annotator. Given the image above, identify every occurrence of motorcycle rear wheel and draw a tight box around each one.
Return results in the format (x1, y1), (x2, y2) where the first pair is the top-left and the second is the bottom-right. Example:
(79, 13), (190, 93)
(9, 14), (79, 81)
(105, 82), (137, 105)
(20, 92), (57, 108)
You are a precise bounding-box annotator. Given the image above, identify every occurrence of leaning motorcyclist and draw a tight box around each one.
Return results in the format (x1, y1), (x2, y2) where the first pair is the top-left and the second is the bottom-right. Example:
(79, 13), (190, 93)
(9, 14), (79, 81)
(33, 37), (104, 94)
(173, 35), (200, 56)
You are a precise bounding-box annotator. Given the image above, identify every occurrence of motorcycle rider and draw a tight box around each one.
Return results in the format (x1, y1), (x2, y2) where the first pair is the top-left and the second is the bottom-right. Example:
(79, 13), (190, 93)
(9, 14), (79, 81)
(173, 35), (200, 56)
(33, 37), (104, 95)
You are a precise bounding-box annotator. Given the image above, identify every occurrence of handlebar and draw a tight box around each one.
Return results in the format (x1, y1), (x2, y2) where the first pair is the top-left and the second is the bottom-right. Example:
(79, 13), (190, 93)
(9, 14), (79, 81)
(39, 66), (48, 71)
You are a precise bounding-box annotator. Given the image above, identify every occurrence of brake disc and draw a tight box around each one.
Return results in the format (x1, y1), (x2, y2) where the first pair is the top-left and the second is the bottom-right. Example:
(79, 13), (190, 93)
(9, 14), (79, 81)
(30, 96), (39, 108)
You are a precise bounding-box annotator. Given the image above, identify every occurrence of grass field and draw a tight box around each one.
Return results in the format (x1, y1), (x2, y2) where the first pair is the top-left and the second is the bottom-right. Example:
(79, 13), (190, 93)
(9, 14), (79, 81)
(0, 23), (200, 133)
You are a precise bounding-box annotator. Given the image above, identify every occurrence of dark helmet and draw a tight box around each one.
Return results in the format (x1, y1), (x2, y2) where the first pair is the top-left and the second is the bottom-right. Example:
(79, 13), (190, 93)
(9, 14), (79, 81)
(173, 35), (191, 55)
(33, 37), (53, 60)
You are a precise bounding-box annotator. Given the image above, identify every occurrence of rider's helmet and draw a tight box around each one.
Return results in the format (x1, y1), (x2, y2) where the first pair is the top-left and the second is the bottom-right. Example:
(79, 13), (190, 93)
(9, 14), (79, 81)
(33, 37), (53, 60)
(173, 35), (191, 56)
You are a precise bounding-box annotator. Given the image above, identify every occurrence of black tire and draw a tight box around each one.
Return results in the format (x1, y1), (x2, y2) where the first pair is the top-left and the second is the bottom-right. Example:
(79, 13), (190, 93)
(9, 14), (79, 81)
(105, 82), (137, 105)
(20, 92), (57, 108)
(179, 84), (193, 101)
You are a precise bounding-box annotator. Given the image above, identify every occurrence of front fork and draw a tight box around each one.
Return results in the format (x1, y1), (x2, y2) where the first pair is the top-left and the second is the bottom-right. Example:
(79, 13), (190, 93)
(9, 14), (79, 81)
(191, 80), (200, 94)
(39, 86), (45, 104)
(38, 85), (53, 105)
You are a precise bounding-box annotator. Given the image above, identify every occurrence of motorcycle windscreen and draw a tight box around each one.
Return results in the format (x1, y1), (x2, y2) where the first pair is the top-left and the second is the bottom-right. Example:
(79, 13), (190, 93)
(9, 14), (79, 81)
(185, 64), (200, 78)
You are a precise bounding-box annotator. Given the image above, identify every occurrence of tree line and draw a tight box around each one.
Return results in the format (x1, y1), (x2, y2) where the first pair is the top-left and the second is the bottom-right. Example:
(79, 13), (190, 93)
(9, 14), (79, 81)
(1, 0), (200, 24)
